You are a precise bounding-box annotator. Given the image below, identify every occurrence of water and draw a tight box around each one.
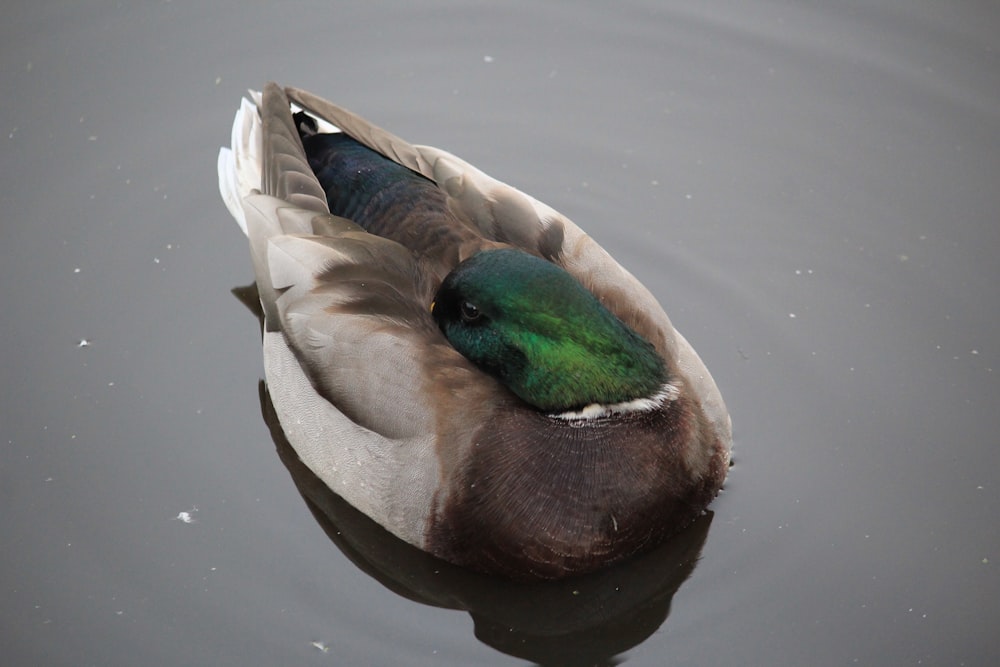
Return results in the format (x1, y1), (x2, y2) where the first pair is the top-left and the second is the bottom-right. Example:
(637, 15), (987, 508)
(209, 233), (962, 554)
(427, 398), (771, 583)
(2, 1), (997, 665)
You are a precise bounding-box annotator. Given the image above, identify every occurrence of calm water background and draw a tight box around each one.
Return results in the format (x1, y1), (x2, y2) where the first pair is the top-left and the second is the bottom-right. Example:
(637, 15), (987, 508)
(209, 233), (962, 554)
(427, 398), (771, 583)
(2, 1), (998, 665)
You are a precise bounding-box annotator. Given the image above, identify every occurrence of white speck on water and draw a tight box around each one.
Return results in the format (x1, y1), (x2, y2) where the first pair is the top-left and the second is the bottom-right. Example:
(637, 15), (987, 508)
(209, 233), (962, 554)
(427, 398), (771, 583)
(789, 313), (797, 319)
(214, 76), (222, 85)
(153, 257), (160, 264)
(311, 641), (330, 653)
(174, 506), (199, 523)
(483, 55), (494, 63)
(78, 339), (91, 347)
(73, 267), (81, 274)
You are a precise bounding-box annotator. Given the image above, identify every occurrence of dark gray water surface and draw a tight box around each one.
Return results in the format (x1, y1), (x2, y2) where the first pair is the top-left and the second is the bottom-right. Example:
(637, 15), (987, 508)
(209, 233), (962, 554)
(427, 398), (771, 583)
(2, 1), (997, 665)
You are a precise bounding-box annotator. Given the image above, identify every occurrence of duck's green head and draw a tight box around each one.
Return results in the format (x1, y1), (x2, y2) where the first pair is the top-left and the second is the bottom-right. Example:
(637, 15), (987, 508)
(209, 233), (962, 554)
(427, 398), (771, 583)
(432, 248), (667, 414)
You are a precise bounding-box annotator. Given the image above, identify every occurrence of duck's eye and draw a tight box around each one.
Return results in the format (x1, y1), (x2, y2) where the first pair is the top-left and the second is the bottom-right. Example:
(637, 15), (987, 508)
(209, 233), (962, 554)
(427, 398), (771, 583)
(460, 301), (481, 323)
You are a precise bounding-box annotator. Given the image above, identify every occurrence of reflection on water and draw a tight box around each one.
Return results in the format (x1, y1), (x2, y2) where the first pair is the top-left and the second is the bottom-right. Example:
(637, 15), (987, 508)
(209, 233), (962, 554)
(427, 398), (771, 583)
(237, 283), (713, 665)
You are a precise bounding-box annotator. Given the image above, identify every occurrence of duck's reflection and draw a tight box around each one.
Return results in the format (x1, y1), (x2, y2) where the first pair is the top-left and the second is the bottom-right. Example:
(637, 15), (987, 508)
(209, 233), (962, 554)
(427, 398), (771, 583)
(237, 284), (713, 665)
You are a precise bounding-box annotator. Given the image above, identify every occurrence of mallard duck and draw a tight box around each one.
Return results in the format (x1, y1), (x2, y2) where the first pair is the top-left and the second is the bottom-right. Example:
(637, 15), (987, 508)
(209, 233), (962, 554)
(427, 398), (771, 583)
(218, 83), (732, 580)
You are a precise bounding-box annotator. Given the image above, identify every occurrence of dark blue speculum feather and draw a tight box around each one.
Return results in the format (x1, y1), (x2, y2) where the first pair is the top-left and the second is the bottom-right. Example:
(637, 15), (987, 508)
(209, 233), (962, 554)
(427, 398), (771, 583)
(297, 123), (477, 264)
(301, 132), (442, 237)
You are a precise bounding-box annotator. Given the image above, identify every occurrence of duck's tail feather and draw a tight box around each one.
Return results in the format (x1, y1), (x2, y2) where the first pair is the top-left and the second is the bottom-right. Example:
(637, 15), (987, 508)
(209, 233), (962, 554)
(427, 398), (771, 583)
(218, 83), (341, 237)
(218, 93), (263, 235)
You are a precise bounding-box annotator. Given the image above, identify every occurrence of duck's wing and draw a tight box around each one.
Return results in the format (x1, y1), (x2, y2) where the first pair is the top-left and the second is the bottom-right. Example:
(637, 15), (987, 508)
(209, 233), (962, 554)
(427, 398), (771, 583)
(246, 191), (465, 439)
(231, 84), (504, 547)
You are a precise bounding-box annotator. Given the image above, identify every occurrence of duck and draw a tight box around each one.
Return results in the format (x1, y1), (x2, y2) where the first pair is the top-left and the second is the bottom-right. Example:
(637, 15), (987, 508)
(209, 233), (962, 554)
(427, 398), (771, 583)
(218, 83), (732, 580)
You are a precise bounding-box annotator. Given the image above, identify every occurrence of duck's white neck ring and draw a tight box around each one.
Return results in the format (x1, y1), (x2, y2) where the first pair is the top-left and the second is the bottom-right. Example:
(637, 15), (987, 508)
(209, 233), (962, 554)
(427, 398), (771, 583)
(550, 382), (681, 421)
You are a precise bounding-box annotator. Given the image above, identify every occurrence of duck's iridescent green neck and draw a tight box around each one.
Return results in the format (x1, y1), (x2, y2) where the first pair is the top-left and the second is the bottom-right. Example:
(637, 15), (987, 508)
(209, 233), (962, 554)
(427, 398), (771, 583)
(432, 248), (667, 414)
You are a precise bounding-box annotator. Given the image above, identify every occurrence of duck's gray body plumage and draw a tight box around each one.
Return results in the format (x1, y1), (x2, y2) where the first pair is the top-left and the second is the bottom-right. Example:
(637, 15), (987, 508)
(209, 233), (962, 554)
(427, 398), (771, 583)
(218, 83), (732, 579)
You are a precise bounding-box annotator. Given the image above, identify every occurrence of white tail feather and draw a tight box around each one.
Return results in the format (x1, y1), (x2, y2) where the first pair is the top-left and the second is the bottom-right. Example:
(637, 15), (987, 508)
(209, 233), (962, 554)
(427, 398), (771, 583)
(218, 89), (342, 237)
(217, 95), (262, 235)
